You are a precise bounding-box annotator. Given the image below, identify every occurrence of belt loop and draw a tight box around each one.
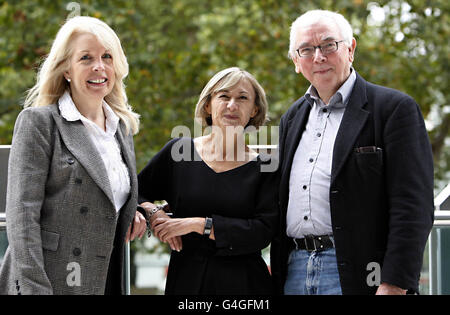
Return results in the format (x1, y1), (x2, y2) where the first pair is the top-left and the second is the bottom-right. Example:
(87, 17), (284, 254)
(293, 238), (299, 250)
(310, 236), (317, 251)
(304, 237), (309, 251)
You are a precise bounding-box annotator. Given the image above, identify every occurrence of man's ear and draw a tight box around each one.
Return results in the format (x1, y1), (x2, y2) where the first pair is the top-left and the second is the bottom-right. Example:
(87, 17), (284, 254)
(349, 37), (357, 63)
(292, 55), (301, 74)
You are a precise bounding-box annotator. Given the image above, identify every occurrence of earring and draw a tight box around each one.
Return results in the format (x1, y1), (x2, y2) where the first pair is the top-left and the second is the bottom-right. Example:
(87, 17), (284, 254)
(66, 78), (71, 82)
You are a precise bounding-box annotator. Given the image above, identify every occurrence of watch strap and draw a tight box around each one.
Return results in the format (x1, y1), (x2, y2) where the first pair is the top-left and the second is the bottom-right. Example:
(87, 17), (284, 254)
(204, 217), (213, 236)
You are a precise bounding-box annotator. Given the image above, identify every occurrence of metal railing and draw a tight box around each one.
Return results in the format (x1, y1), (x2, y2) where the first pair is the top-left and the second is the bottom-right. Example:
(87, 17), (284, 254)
(0, 213), (6, 266)
(428, 210), (450, 295)
(124, 242), (130, 294)
(432, 210), (450, 227)
(1, 210), (450, 294)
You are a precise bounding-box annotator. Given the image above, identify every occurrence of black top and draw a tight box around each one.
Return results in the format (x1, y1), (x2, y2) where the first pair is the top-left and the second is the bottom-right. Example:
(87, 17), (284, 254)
(138, 137), (279, 294)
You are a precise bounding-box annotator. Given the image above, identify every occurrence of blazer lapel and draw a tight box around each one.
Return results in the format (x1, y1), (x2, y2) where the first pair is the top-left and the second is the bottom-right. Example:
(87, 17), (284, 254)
(331, 73), (370, 185)
(281, 100), (312, 189)
(52, 110), (116, 208)
(115, 123), (137, 200)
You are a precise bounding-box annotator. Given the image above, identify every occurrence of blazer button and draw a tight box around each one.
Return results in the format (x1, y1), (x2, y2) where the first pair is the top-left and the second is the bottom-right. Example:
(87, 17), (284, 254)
(75, 178), (82, 184)
(67, 157), (75, 165)
(80, 206), (88, 214)
(73, 248), (81, 256)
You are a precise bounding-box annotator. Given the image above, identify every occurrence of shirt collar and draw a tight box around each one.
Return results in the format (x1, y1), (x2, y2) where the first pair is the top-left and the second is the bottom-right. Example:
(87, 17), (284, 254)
(305, 67), (357, 109)
(58, 90), (119, 135)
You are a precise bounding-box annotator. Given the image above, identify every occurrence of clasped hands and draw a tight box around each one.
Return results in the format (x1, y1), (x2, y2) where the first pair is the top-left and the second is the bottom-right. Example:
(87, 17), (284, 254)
(138, 202), (207, 252)
(125, 202), (182, 251)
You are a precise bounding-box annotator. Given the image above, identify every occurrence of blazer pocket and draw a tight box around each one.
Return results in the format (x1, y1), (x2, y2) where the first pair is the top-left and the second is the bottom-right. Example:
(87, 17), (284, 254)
(355, 147), (383, 165)
(41, 229), (60, 252)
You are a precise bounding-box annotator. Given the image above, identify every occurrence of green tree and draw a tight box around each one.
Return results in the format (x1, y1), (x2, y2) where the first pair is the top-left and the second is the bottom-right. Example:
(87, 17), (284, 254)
(1, 0), (449, 289)
(1, 0), (448, 186)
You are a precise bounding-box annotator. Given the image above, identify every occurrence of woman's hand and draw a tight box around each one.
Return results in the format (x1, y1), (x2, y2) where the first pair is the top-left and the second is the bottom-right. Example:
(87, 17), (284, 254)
(126, 210), (147, 243)
(140, 202), (183, 252)
(152, 217), (205, 243)
(150, 209), (183, 252)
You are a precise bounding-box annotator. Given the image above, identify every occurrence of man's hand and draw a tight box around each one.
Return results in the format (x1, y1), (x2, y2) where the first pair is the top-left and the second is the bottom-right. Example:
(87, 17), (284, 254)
(376, 282), (407, 295)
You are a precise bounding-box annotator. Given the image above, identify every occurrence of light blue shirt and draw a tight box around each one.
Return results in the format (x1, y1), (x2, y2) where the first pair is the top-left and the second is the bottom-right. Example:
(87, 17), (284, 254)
(286, 69), (356, 238)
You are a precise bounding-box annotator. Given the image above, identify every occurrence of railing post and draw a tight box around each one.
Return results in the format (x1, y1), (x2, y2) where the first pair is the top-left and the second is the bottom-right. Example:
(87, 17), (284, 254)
(429, 227), (438, 295)
(124, 242), (131, 295)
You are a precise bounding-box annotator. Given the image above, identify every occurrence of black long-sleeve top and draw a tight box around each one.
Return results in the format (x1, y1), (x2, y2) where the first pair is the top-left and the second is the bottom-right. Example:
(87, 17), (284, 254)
(138, 137), (279, 294)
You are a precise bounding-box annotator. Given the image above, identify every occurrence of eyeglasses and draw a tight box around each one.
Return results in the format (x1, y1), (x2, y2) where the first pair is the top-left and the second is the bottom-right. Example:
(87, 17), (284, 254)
(296, 40), (346, 58)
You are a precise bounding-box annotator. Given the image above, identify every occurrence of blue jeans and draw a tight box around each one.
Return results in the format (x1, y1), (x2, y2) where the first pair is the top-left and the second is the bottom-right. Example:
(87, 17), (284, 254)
(284, 247), (342, 295)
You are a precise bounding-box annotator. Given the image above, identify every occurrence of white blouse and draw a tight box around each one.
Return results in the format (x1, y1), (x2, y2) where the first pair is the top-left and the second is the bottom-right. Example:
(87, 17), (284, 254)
(59, 91), (130, 212)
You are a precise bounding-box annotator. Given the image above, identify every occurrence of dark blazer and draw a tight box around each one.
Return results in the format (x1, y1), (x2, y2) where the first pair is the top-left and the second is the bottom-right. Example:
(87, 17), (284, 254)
(270, 72), (434, 295)
(0, 104), (137, 295)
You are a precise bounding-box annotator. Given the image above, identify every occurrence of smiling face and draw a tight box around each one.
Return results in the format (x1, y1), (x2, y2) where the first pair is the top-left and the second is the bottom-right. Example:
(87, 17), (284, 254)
(205, 79), (258, 130)
(292, 20), (356, 102)
(65, 32), (116, 106)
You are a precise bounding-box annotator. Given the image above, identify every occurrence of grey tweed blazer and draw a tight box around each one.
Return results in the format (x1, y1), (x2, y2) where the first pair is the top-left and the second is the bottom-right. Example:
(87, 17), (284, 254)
(0, 104), (138, 295)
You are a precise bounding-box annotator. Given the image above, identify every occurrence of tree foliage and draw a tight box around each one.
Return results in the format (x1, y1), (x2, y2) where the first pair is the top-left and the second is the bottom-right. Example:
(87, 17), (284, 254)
(0, 0), (448, 184)
(1, 0), (448, 290)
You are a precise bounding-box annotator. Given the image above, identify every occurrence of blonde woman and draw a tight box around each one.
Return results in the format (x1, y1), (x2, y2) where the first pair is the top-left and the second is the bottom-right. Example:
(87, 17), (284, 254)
(0, 16), (146, 295)
(138, 67), (278, 294)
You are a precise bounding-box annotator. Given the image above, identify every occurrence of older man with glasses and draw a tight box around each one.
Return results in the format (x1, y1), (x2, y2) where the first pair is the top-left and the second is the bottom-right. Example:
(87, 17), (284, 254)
(270, 10), (434, 295)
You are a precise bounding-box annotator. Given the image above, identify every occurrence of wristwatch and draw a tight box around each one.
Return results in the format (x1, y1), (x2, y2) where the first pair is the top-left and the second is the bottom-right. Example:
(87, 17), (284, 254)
(204, 217), (213, 236)
(137, 203), (170, 237)
(149, 204), (164, 217)
(138, 203), (170, 220)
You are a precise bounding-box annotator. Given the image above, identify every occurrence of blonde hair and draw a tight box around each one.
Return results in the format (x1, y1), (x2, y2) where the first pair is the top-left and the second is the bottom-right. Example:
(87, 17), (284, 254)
(194, 67), (268, 129)
(24, 16), (139, 135)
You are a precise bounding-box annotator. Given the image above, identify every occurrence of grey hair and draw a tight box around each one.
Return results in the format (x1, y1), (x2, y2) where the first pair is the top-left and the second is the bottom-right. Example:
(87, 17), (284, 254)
(288, 10), (354, 59)
(194, 67), (268, 129)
